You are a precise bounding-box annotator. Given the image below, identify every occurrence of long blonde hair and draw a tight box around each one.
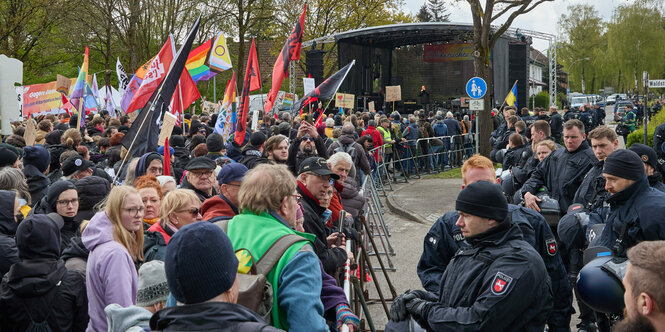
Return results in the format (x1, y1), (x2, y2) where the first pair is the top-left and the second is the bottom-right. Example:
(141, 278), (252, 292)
(102, 186), (144, 261)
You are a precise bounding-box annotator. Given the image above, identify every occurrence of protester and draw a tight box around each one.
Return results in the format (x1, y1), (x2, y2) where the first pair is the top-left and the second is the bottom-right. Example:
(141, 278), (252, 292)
(74, 175), (111, 223)
(0, 214), (88, 331)
(201, 163), (247, 221)
(134, 175), (164, 228)
(0, 167), (32, 217)
(327, 123), (370, 184)
(31, 180), (81, 248)
(264, 134), (289, 164)
(143, 189), (202, 262)
(23, 145), (51, 206)
(62, 155), (95, 180)
(180, 157), (217, 202)
(105, 260), (169, 332)
(83, 185), (144, 332)
(0, 190), (20, 276)
(134, 152), (164, 178)
(289, 121), (330, 175)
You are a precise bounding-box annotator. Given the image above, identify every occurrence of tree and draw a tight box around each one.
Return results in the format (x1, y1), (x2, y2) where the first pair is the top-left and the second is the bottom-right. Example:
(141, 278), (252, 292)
(417, 3), (432, 22)
(427, 0), (450, 22)
(464, 0), (552, 157)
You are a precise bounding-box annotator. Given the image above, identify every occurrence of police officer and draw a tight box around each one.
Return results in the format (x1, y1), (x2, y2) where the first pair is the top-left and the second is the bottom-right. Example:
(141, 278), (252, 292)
(416, 155), (571, 331)
(652, 121), (665, 159)
(572, 126), (618, 210)
(579, 105), (596, 134)
(522, 120), (596, 215)
(587, 149), (665, 258)
(628, 143), (665, 192)
(549, 106), (564, 144)
(389, 181), (552, 331)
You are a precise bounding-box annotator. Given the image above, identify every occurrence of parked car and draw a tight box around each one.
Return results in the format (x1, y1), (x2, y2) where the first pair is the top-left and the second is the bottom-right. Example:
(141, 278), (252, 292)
(614, 101), (635, 122)
(606, 94), (617, 105)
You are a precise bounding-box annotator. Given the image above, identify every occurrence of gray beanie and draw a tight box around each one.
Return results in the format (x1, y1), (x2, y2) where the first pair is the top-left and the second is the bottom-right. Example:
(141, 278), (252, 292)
(135, 260), (170, 307)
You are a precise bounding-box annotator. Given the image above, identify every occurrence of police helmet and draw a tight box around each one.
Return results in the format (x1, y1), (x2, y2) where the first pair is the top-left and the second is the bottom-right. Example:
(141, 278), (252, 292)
(495, 148), (508, 164)
(577, 257), (626, 314)
(536, 192), (560, 226)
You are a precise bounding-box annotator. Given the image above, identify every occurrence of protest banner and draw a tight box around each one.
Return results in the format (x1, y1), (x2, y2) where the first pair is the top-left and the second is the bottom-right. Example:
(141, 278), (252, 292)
(158, 112), (178, 146)
(335, 93), (354, 109)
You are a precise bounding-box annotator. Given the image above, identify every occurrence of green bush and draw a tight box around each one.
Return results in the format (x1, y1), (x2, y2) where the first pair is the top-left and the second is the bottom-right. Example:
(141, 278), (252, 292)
(626, 108), (665, 148)
(528, 91), (550, 109)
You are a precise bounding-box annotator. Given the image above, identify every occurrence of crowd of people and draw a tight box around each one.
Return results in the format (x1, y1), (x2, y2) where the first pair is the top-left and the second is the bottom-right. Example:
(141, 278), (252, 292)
(0, 99), (664, 331)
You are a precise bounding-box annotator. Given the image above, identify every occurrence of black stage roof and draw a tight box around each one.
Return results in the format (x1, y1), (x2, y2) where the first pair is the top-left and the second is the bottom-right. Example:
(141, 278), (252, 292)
(303, 22), (483, 49)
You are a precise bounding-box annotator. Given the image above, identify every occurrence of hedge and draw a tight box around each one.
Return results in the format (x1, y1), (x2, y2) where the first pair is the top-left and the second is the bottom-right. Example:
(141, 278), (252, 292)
(626, 107), (665, 148)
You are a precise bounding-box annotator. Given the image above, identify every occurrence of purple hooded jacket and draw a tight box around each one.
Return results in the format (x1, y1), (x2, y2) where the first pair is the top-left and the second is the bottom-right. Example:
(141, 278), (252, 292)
(82, 211), (138, 332)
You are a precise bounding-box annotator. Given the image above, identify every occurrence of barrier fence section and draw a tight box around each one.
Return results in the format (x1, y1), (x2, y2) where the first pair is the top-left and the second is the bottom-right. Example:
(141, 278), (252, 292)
(340, 134), (476, 330)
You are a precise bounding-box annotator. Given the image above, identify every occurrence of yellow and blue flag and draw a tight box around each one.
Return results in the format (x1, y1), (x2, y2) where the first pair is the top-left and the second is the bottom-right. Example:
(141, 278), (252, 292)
(505, 81), (517, 107)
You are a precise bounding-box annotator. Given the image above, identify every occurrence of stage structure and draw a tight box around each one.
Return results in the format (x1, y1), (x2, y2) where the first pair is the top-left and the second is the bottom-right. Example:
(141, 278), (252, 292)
(303, 22), (556, 113)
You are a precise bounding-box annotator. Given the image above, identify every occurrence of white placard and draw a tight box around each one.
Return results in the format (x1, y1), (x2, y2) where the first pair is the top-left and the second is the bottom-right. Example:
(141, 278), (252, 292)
(251, 110), (259, 131)
(303, 78), (315, 95)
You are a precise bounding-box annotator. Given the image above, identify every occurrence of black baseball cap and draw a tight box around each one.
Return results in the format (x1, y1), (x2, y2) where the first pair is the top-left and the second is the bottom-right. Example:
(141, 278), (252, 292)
(62, 156), (94, 177)
(185, 157), (216, 171)
(298, 157), (340, 180)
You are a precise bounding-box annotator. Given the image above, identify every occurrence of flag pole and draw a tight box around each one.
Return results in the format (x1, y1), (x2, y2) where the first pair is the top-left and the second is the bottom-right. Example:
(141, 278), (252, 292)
(497, 80), (518, 114)
(322, 60), (355, 114)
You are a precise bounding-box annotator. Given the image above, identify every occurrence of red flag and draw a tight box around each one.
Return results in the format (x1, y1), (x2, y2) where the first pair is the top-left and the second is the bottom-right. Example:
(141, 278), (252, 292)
(247, 40), (262, 92)
(169, 69), (200, 126)
(163, 137), (171, 176)
(314, 108), (325, 127)
(61, 93), (73, 116)
(235, 39), (260, 146)
(126, 36), (175, 113)
(263, 4), (306, 113)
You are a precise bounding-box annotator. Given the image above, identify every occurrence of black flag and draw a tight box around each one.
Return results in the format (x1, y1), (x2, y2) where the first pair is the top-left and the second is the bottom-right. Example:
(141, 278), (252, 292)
(291, 60), (355, 114)
(121, 16), (201, 157)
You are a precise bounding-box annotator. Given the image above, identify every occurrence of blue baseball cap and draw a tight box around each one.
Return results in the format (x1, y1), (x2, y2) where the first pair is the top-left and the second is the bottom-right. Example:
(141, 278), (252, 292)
(217, 163), (248, 185)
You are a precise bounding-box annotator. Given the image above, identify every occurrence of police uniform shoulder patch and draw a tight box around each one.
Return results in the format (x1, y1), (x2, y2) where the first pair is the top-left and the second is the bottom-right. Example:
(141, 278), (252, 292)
(491, 272), (513, 295)
(545, 238), (557, 256)
(452, 232), (465, 242)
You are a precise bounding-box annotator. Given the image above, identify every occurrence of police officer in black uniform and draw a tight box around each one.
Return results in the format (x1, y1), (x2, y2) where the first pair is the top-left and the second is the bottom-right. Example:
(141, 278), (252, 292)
(417, 155), (572, 331)
(389, 180), (552, 331)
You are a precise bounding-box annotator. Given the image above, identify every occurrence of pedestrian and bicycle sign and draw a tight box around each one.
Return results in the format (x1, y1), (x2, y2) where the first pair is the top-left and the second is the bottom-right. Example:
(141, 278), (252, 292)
(466, 77), (487, 99)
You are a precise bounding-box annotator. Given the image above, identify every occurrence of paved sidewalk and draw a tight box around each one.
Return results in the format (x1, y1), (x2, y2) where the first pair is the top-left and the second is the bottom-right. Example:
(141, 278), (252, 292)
(385, 177), (464, 224)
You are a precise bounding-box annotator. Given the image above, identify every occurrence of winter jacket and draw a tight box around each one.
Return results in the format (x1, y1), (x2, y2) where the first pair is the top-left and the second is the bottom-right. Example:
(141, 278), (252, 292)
(362, 125), (383, 161)
(588, 176), (665, 258)
(47, 144), (73, 172)
(416, 222), (552, 332)
(417, 205), (571, 331)
(648, 173), (665, 192)
(31, 195), (81, 253)
(340, 176), (365, 218)
(298, 182), (347, 276)
(502, 145), (526, 170)
(0, 191), (19, 276)
(443, 118), (462, 136)
(82, 211), (138, 332)
(573, 160), (608, 210)
(327, 134), (371, 184)
(240, 147), (270, 169)
(180, 176), (217, 203)
(62, 236), (89, 277)
(432, 120), (448, 137)
(549, 113), (563, 143)
(653, 122), (665, 158)
(401, 123), (419, 145)
(24, 164), (50, 207)
(150, 301), (284, 331)
(201, 193), (238, 221)
(143, 222), (172, 263)
(0, 260), (89, 331)
(105, 303), (152, 332)
(521, 140), (595, 214)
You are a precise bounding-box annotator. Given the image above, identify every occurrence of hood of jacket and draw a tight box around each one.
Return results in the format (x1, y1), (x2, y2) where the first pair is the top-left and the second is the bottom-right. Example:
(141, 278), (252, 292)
(105, 303), (152, 332)
(75, 175), (111, 211)
(0, 190), (17, 236)
(201, 194), (238, 221)
(6, 259), (66, 297)
(82, 211), (115, 252)
(61, 236), (89, 261)
(338, 134), (356, 146)
(24, 164), (50, 193)
(150, 301), (266, 330)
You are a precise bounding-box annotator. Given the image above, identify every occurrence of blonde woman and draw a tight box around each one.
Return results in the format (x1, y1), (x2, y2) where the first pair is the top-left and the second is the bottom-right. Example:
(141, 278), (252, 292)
(143, 189), (202, 263)
(82, 185), (144, 332)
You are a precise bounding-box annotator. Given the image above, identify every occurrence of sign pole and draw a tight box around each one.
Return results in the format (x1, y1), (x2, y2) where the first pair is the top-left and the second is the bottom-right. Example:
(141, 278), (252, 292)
(644, 71), (649, 145)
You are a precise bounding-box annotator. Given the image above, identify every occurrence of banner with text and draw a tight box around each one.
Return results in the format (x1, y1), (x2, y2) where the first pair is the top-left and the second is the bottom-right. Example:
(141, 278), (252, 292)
(423, 43), (474, 62)
(22, 81), (62, 117)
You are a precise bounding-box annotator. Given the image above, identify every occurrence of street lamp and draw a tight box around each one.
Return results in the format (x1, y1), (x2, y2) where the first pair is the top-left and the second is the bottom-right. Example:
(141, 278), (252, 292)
(566, 57), (590, 96)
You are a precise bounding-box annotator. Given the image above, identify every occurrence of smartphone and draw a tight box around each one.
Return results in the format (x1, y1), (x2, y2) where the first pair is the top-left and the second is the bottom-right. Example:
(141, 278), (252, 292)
(305, 114), (313, 125)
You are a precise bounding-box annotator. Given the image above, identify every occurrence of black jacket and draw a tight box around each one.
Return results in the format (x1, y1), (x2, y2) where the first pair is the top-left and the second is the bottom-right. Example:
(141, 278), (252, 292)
(61, 236), (89, 277)
(150, 301), (283, 331)
(549, 113), (563, 142)
(0, 260), (88, 331)
(416, 222), (552, 332)
(521, 140), (595, 214)
(648, 173), (665, 192)
(298, 185), (347, 275)
(573, 160), (608, 210)
(239, 147), (269, 170)
(653, 122), (665, 158)
(0, 191), (19, 276)
(417, 204), (570, 331)
(47, 144), (73, 172)
(326, 134), (370, 184)
(24, 164), (50, 207)
(180, 177), (217, 203)
(502, 145), (526, 170)
(589, 176), (665, 257)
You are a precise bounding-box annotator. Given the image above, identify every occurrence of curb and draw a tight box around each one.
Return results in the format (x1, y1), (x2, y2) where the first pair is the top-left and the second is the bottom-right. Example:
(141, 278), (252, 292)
(384, 184), (429, 224)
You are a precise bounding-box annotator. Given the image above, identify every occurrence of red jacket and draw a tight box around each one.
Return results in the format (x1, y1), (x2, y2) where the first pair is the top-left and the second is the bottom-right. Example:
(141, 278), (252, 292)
(201, 194), (238, 221)
(362, 125), (383, 162)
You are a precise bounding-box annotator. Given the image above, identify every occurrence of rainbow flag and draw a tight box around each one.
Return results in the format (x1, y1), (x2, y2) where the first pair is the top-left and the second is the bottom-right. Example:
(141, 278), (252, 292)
(186, 39), (216, 83)
(70, 47), (90, 111)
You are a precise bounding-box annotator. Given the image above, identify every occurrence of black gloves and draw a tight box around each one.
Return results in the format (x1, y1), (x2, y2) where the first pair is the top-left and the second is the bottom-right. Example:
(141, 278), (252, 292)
(390, 290), (437, 322)
(390, 292), (417, 322)
(405, 297), (432, 321)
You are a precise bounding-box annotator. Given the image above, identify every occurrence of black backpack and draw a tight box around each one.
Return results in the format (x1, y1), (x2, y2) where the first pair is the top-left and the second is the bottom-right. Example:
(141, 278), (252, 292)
(334, 142), (357, 161)
(22, 283), (59, 332)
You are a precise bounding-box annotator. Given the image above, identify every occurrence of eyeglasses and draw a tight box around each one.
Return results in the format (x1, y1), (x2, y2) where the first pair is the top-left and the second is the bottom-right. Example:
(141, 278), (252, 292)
(178, 207), (201, 216)
(289, 194), (302, 204)
(225, 183), (241, 187)
(302, 137), (314, 142)
(57, 199), (79, 206)
(190, 170), (213, 178)
(124, 207), (145, 217)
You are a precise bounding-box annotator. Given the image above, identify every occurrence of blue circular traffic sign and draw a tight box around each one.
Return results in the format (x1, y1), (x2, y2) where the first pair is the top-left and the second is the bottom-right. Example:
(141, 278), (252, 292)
(466, 77), (487, 99)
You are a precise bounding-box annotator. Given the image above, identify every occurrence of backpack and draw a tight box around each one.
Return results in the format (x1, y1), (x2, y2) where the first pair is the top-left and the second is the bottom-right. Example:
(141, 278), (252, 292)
(215, 220), (306, 324)
(22, 282), (59, 332)
(334, 142), (357, 161)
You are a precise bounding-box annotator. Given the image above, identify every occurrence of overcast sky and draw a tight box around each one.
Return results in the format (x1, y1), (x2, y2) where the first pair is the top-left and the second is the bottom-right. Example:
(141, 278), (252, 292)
(402, 0), (637, 51)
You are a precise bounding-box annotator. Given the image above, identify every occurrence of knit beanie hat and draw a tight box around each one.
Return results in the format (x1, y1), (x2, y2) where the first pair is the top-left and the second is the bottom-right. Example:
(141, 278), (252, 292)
(603, 149), (645, 181)
(165, 221), (239, 304)
(629, 143), (659, 172)
(47, 180), (77, 211)
(17, 214), (61, 260)
(206, 133), (224, 153)
(136, 260), (170, 307)
(45, 129), (63, 145)
(250, 131), (267, 147)
(455, 180), (508, 222)
(170, 135), (186, 148)
(23, 145), (51, 173)
(0, 147), (18, 168)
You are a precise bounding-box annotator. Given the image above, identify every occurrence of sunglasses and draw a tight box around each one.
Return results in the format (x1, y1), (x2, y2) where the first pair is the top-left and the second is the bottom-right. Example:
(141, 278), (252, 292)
(302, 137), (314, 142)
(179, 207), (201, 216)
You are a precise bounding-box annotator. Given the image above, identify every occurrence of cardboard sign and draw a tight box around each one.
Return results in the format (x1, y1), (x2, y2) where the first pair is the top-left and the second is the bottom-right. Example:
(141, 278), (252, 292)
(303, 78), (315, 95)
(251, 110), (259, 131)
(386, 85), (401, 102)
(368, 101), (375, 112)
(335, 93), (354, 109)
(158, 111), (178, 146)
(24, 119), (36, 146)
